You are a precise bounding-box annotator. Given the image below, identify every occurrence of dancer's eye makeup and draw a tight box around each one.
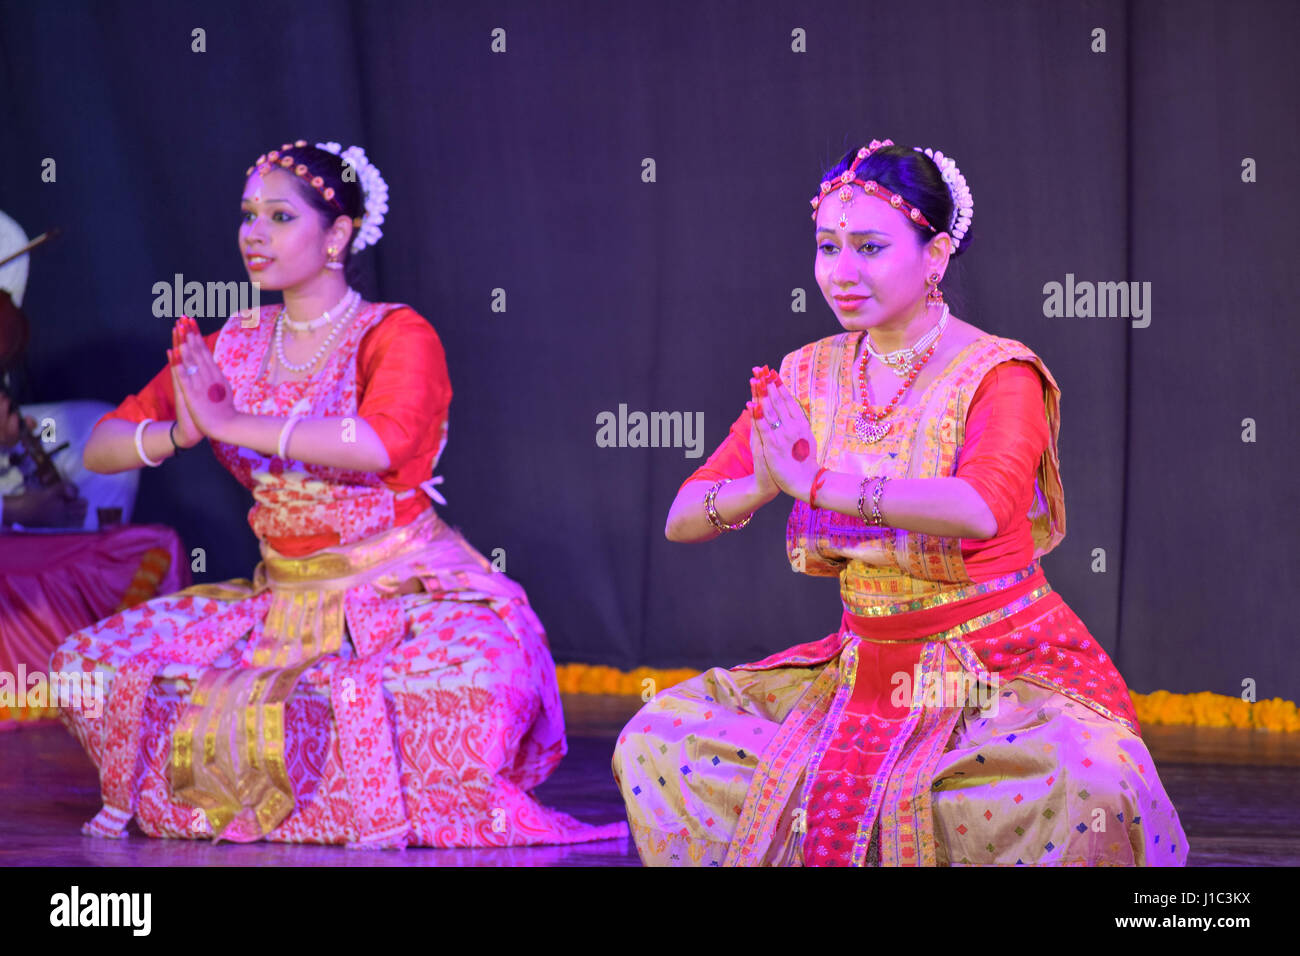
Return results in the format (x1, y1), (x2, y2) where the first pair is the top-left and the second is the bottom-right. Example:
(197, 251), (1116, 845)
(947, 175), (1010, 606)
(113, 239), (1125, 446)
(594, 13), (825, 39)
(817, 242), (881, 255)
(241, 210), (295, 223)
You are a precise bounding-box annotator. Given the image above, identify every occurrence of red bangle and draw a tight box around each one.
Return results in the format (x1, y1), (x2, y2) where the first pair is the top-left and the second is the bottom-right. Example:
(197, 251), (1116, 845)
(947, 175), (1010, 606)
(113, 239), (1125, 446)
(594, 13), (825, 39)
(809, 467), (830, 509)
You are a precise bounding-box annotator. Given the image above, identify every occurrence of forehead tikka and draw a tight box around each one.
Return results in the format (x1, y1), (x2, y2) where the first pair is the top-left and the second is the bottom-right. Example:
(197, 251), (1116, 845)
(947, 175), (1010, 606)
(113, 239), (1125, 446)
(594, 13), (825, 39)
(811, 137), (975, 252)
(246, 139), (354, 220)
(809, 138), (935, 233)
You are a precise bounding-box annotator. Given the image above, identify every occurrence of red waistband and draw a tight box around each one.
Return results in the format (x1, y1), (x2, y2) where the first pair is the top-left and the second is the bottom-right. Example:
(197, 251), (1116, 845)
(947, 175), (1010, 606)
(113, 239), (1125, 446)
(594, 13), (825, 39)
(840, 564), (1049, 644)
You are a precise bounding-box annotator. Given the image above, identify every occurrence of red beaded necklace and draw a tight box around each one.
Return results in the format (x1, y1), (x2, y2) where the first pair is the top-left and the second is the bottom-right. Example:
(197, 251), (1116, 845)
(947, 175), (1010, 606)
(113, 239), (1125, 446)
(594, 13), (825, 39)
(853, 327), (944, 443)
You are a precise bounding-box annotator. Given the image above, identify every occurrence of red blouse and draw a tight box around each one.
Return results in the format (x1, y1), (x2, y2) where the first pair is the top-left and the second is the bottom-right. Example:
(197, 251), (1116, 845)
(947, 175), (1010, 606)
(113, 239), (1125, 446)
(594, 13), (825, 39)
(678, 360), (1049, 581)
(96, 308), (452, 556)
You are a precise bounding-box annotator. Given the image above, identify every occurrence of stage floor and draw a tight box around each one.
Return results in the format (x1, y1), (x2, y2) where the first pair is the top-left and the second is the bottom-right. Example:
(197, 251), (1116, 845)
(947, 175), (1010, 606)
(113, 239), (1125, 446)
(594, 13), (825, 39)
(3, 694), (1298, 866)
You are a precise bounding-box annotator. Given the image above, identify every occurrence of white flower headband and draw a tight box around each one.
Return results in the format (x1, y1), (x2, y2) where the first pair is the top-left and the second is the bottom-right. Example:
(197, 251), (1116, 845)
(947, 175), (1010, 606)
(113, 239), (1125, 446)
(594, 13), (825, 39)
(246, 139), (389, 254)
(809, 138), (975, 251)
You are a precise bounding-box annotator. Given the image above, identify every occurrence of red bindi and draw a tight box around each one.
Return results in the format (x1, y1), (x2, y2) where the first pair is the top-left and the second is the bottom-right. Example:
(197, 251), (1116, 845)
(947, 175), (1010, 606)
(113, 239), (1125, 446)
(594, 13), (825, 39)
(792, 438), (810, 461)
(208, 383), (227, 403)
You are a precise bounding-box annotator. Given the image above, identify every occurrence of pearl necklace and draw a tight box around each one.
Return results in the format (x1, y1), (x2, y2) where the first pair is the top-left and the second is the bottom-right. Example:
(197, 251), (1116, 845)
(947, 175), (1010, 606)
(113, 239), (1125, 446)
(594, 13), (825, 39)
(863, 304), (950, 376)
(854, 305), (949, 443)
(281, 288), (355, 332)
(273, 289), (361, 373)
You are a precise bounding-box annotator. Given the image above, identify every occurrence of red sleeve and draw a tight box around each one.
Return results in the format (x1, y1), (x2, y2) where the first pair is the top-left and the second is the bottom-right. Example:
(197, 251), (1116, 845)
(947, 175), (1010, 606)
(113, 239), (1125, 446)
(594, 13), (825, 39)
(356, 308), (452, 473)
(94, 330), (222, 428)
(954, 360), (1049, 536)
(677, 405), (755, 495)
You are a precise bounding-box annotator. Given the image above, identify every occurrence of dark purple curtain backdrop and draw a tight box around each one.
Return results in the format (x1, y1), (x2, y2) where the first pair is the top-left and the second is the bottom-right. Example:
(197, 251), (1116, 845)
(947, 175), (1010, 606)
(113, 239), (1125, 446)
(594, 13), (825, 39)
(0, 0), (1294, 700)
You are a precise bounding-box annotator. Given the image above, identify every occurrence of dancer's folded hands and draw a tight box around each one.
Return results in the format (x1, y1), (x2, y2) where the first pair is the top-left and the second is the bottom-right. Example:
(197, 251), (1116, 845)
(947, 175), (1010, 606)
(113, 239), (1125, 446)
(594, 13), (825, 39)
(169, 315), (235, 444)
(746, 365), (818, 502)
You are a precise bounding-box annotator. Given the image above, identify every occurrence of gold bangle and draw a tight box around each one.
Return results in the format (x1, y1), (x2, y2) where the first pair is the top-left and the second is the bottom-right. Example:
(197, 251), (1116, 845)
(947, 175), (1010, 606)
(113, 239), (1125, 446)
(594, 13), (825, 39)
(856, 474), (874, 524)
(869, 475), (890, 526)
(705, 478), (753, 532)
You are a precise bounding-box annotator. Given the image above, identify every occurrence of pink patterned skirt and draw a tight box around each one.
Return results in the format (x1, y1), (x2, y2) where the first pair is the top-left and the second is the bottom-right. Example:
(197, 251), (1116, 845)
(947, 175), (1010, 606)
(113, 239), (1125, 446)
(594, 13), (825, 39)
(53, 507), (627, 848)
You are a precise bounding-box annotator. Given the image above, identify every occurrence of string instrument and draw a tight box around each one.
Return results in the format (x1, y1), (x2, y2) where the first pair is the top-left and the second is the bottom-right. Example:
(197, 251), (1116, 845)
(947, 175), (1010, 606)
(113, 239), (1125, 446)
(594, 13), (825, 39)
(0, 228), (75, 492)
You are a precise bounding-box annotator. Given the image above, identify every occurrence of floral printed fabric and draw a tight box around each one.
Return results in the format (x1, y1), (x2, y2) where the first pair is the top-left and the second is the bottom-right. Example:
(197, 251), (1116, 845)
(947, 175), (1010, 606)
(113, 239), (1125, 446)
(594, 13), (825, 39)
(59, 303), (625, 847)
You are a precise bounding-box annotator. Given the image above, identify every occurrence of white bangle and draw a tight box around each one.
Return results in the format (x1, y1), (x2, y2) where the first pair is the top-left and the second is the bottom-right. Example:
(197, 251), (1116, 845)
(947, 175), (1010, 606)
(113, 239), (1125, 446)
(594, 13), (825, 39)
(134, 418), (163, 467)
(277, 415), (302, 459)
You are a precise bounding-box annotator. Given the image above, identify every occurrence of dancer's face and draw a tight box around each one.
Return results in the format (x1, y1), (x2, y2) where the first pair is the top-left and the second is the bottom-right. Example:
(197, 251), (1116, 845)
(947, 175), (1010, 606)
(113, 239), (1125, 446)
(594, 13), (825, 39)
(238, 169), (347, 291)
(814, 185), (949, 335)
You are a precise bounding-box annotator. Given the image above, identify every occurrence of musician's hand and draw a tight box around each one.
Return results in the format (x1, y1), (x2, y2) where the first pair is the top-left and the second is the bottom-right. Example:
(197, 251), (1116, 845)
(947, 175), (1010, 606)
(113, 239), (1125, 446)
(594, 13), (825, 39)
(1, 482), (88, 529)
(0, 392), (13, 446)
(0, 392), (36, 449)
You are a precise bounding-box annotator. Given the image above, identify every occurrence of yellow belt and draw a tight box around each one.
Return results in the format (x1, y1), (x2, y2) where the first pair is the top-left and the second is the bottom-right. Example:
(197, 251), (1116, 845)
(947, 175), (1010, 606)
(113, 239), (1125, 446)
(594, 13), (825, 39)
(248, 507), (446, 668)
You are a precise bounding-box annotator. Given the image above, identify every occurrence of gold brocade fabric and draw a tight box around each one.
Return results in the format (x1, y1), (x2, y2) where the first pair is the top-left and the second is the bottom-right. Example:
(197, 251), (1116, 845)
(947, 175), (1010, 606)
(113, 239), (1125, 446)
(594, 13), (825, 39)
(840, 559), (954, 614)
(780, 332), (1068, 583)
(170, 661), (311, 839)
(615, 668), (1188, 866)
(169, 508), (448, 842)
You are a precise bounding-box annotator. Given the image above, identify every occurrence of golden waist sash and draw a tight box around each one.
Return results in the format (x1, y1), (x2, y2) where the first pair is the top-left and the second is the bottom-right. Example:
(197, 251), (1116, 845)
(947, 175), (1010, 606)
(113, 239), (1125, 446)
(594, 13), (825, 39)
(248, 506), (448, 667)
(839, 560), (1051, 644)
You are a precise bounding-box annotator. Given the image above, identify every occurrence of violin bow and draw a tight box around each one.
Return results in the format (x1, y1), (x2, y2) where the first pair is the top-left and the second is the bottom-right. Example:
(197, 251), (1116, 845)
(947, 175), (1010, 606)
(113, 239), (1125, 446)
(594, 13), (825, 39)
(0, 227), (61, 270)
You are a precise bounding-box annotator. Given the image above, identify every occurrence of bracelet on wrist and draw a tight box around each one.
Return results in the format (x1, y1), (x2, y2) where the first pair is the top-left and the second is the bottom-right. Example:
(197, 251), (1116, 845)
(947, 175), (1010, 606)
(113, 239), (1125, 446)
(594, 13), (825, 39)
(704, 478), (753, 533)
(870, 475), (890, 526)
(134, 418), (163, 467)
(277, 415), (302, 460)
(857, 474), (890, 526)
(809, 467), (830, 509)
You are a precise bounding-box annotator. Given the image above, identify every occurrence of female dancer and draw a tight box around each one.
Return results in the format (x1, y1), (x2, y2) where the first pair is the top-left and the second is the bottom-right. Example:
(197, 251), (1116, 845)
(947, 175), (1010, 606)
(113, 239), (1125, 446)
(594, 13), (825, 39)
(613, 138), (1188, 866)
(55, 140), (625, 848)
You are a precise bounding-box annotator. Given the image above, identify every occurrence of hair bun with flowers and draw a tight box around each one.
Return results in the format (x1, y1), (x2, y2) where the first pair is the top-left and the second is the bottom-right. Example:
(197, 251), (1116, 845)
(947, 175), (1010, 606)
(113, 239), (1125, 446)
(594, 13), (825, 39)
(317, 141), (390, 254)
(911, 146), (973, 251)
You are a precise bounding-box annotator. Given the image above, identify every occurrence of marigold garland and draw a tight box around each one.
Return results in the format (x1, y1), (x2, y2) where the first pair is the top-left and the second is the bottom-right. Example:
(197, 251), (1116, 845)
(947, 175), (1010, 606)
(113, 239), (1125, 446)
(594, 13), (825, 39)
(553, 664), (700, 697)
(113, 547), (172, 613)
(554, 665), (1300, 733)
(1132, 689), (1300, 732)
(0, 704), (60, 725)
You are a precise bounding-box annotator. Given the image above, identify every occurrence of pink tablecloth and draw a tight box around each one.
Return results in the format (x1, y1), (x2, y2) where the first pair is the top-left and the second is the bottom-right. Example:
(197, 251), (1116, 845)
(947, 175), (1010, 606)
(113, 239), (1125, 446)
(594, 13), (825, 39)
(0, 524), (190, 681)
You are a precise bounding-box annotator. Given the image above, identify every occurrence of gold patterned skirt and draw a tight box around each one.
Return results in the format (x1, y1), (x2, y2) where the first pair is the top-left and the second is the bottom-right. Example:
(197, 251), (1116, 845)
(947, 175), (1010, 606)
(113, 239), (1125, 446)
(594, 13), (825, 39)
(612, 563), (1189, 866)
